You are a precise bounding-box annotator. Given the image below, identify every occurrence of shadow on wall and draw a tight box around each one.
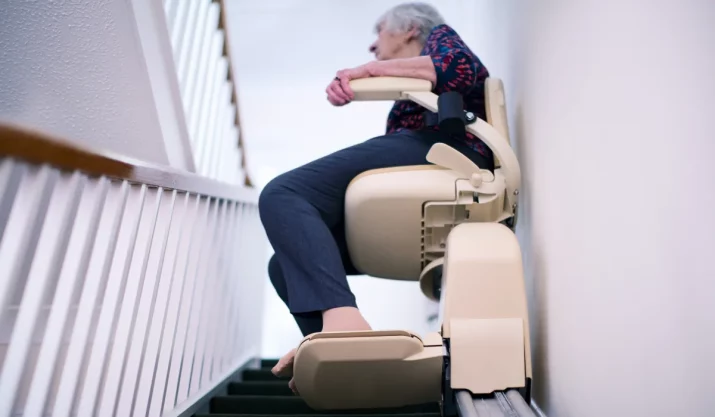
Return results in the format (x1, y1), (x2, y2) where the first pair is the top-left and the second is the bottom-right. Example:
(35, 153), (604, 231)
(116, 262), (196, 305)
(512, 95), (553, 412)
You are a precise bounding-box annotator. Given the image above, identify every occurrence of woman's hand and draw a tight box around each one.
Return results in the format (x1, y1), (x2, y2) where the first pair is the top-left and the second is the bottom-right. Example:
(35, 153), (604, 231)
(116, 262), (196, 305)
(326, 64), (374, 106)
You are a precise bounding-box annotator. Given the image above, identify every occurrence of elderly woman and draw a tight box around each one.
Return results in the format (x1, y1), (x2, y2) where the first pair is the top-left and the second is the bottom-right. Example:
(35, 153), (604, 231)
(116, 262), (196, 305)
(259, 2), (492, 384)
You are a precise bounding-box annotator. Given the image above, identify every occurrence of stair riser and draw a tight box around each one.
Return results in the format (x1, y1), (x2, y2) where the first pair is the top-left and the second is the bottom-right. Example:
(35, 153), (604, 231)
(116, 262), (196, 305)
(210, 396), (440, 415)
(228, 382), (294, 396)
(242, 369), (290, 382)
(197, 414), (441, 417)
(194, 413), (440, 417)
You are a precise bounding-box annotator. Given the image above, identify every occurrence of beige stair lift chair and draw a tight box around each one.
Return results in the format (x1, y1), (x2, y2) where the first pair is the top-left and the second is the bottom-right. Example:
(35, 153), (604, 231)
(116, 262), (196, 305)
(292, 77), (532, 414)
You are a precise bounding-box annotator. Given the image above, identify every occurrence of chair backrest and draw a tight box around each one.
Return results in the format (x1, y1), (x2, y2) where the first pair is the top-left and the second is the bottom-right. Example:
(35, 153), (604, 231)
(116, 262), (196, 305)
(484, 78), (511, 168)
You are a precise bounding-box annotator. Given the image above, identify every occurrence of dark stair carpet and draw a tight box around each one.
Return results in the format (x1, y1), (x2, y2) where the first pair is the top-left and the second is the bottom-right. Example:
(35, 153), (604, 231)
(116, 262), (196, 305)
(196, 359), (441, 417)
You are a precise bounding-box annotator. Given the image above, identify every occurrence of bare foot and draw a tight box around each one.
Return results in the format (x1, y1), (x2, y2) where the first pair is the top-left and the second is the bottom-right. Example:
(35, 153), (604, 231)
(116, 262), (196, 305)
(271, 348), (296, 378)
(322, 307), (372, 332)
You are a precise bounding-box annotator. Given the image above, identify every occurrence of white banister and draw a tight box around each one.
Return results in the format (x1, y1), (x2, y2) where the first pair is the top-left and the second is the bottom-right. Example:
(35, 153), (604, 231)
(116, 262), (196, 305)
(0, 0), (261, 414)
(23, 177), (109, 417)
(161, 0), (248, 186)
(0, 123), (266, 417)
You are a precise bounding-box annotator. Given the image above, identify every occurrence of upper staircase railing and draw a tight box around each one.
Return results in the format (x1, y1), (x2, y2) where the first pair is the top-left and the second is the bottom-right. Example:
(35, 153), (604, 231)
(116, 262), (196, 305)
(162, 0), (253, 187)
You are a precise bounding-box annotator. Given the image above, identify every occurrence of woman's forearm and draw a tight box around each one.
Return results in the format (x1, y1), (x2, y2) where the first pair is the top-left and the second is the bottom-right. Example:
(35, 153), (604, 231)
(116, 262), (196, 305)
(365, 56), (437, 86)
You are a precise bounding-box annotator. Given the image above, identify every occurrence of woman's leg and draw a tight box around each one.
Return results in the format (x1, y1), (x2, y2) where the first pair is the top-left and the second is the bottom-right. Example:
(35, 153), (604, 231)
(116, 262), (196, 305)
(258, 130), (493, 378)
(268, 255), (323, 336)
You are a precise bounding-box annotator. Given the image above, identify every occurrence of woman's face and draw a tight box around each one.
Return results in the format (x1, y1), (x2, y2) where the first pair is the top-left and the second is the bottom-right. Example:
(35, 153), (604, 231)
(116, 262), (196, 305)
(369, 25), (412, 60)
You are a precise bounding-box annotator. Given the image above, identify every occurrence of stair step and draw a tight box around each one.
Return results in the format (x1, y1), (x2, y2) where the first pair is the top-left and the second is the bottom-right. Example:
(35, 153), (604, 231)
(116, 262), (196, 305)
(194, 411), (440, 417)
(242, 369), (289, 381)
(210, 395), (440, 415)
(228, 381), (293, 396)
(260, 358), (280, 368)
(198, 359), (440, 416)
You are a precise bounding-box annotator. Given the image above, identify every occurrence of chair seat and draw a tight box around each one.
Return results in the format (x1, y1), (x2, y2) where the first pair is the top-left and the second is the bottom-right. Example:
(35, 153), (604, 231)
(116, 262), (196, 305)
(345, 166), (462, 280)
(345, 165), (506, 281)
(293, 331), (443, 410)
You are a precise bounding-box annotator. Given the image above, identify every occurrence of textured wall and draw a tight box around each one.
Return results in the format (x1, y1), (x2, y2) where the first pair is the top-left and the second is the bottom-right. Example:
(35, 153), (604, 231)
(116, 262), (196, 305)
(0, 0), (169, 165)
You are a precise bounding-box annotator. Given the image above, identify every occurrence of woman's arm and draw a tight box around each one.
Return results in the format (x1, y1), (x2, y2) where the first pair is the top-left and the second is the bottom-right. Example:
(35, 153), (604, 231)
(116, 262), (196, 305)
(327, 29), (482, 106)
(364, 56), (438, 86)
(328, 57), (437, 106)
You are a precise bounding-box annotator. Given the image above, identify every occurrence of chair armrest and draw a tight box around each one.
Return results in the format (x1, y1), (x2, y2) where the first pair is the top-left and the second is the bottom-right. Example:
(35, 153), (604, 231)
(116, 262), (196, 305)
(349, 77), (432, 101)
(347, 77), (521, 214)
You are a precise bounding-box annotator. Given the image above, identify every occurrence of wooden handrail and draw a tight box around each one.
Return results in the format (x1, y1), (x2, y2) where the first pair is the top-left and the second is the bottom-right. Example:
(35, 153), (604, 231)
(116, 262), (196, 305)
(216, 0), (253, 188)
(0, 121), (258, 204)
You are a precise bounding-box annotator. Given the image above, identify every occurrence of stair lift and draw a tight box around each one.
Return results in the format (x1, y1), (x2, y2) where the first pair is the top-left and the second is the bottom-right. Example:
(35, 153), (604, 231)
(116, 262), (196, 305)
(292, 77), (534, 416)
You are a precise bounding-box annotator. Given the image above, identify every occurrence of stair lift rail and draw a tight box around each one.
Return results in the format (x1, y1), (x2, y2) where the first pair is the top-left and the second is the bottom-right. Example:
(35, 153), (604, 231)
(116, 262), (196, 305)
(292, 77), (535, 417)
(456, 390), (537, 417)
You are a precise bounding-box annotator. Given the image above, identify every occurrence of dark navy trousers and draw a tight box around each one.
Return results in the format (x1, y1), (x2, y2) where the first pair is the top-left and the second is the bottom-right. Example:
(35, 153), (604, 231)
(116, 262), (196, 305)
(258, 129), (493, 336)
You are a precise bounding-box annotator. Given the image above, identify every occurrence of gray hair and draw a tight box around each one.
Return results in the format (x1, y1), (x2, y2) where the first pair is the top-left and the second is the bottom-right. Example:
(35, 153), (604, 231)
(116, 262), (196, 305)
(375, 2), (446, 44)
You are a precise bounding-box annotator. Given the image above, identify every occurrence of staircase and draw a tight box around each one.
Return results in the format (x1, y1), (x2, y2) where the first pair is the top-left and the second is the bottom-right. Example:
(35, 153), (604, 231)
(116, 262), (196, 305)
(197, 359), (442, 417)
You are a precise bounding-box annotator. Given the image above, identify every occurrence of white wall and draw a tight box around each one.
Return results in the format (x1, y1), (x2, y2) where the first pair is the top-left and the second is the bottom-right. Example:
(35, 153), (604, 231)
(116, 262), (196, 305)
(0, 0), (180, 167)
(474, 1), (715, 416)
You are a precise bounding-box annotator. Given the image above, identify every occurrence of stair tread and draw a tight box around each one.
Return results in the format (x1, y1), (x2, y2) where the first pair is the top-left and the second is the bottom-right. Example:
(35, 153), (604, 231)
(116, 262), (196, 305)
(228, 381), (293, 396)
(242, 369), (289, 381)
(211, 395), (440, 415)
